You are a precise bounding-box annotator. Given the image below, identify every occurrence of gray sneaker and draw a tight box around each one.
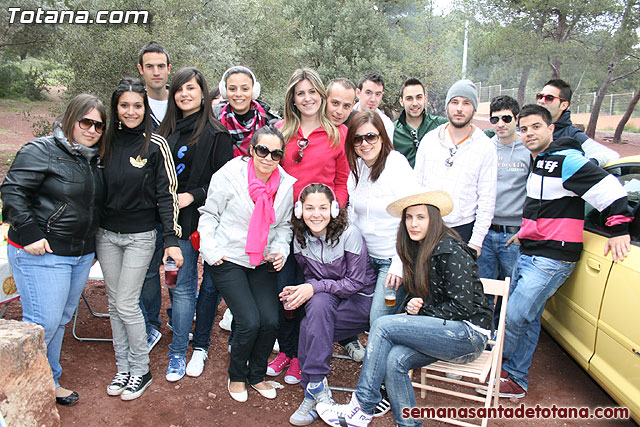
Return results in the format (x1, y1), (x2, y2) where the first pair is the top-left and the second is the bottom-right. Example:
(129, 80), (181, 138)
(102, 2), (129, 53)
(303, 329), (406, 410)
(289, 377), (333, 426)
(343, 339), (366, 362)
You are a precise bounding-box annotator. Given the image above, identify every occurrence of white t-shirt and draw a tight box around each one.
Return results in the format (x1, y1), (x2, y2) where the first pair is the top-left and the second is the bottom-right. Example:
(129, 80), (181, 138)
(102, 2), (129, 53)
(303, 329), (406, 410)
(147, 97), (168, 122)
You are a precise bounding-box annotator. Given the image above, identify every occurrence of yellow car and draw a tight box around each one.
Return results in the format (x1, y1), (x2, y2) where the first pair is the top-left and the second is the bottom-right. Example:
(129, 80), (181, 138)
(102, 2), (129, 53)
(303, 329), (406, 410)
(542, 155), (640, 423)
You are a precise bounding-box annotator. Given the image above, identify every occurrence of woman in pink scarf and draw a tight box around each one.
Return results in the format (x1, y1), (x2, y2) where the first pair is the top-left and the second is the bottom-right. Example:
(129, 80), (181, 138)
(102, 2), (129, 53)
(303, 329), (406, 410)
(198, 126), (296, 402)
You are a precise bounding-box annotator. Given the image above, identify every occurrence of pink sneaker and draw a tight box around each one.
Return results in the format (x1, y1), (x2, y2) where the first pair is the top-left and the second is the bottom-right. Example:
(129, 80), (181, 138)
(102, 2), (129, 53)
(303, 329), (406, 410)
(284, 357), (301, 384)
(267, 352), (290, 376)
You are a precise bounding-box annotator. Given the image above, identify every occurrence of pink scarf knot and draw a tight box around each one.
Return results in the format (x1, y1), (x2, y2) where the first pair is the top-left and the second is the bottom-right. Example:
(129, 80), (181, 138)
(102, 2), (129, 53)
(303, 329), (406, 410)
(245, 158), (280, 265)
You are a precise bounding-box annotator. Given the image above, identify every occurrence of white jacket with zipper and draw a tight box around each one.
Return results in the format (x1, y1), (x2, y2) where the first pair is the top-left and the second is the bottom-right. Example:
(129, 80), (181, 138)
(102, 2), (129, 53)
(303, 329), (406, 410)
(198, 157), (296, 268)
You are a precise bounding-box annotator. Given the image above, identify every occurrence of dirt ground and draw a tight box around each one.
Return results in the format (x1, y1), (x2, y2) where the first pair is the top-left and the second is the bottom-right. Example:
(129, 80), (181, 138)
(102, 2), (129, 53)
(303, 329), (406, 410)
(1, 98), (639, 427)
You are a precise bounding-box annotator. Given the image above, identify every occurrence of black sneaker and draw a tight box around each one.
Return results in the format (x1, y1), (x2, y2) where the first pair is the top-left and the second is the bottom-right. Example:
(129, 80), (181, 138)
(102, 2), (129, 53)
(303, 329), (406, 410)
(107, 372), (130, 396)
(373, 383), (391, 417)
(121, 371), (153, 401)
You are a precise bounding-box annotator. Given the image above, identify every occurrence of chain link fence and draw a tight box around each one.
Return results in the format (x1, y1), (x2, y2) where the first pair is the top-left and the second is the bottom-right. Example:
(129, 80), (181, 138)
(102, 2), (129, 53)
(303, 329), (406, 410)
(475, 83), (639, 117)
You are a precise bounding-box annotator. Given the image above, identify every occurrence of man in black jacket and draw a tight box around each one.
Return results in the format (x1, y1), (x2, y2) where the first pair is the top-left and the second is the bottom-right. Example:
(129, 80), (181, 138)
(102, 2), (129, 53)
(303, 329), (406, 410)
(535, 79), (618, 167)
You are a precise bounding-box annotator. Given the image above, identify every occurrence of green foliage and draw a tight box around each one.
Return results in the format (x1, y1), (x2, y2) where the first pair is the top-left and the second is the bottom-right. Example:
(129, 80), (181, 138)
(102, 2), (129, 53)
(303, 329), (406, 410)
(0, 64), (49, 100)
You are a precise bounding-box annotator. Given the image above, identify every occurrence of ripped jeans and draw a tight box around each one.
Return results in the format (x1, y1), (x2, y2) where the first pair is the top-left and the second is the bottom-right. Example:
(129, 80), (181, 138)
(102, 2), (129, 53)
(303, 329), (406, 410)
(356, 315), (487, 426)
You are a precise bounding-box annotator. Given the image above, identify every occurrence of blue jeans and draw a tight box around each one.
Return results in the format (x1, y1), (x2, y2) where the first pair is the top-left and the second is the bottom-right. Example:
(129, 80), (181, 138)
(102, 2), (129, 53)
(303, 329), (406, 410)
(478, 229), (520, 281)
(356, 315), (487, 426)
(368, 256), (406, 324)
(140, 222), (164, 333)
(502, 254), (575, 391)
(8, 246), (94, 388)
(96, 228), (156, 376)
(168, 239), (200, 357)
(192, 263), (222, 351)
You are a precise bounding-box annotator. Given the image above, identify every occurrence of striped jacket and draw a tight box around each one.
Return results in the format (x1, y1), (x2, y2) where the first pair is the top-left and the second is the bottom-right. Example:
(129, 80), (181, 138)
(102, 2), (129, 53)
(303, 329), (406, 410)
(519, 137), (631, 262)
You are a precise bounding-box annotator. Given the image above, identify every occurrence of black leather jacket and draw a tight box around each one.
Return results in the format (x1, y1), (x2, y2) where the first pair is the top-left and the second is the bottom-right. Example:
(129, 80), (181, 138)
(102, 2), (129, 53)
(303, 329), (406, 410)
(1, 127), (105, 256)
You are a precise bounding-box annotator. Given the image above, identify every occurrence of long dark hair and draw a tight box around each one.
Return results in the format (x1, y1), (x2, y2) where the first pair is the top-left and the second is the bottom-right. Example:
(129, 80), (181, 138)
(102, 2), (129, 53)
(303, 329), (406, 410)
(157, 67), (226, 144)
(102, 77), (152, 163)
(345, 111), (393, 185)
(396, 204), (460, 299)
(292, 183), (348, 249)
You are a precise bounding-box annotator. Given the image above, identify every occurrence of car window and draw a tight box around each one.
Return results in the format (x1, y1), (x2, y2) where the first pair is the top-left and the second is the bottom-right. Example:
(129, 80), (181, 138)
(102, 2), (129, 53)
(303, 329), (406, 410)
(584, 164), (640, 246)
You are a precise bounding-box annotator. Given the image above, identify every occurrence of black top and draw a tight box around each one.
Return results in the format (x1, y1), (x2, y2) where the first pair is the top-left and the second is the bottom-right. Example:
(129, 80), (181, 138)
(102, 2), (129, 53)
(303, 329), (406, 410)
(100, 123), (181, 248)
(401, 235), (493, 330)
(165, 112), (234, 238)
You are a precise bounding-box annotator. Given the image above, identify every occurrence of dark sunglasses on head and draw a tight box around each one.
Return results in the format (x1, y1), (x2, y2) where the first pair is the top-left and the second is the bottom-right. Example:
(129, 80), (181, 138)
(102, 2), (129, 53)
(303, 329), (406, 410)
(78, 118), (105, 134)
(535, 93), (567, 104)
(254, 144), (284, 162)
(489, 115), (514, 125)
(353, 132), (380, 147)
(294, 138), (309, 164)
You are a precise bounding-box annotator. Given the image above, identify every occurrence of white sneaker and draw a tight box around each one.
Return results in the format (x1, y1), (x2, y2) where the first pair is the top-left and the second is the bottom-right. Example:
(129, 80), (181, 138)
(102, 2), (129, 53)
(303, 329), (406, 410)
(219, 308), (232, 331)
(186, 348), (208, 377)
(317, 392), (372, 427)
(343, 339), (365, 362)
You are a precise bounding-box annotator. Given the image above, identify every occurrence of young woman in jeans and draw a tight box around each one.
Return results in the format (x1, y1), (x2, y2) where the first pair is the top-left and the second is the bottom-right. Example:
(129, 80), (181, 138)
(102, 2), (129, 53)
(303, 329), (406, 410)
(268, 68), (349, 385)
(198, 126), (295, 402)
(317, 191), (493, 427)
(2, 94), (106, 407)
(156, 67), (233, 382)
(97, 77), (183, 401)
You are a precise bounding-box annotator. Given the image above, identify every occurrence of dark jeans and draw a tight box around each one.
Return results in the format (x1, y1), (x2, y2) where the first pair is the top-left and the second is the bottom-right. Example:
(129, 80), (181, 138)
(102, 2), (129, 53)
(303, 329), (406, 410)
(192, 264), (223, 351)
(276, 251), (304, 358)
(211, 261), (279, 385)
(452, 221), (474, 244)
(140, 222), (164, 333)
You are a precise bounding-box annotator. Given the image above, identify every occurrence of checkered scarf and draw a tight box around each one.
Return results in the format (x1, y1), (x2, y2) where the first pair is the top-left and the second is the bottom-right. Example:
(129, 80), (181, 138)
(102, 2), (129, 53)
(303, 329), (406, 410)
(219, 100), (268, 157)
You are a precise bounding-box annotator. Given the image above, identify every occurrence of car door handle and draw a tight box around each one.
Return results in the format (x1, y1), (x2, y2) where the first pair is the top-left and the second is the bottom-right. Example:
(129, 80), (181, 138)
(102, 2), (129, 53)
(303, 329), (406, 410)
(586, 258), (601, 272)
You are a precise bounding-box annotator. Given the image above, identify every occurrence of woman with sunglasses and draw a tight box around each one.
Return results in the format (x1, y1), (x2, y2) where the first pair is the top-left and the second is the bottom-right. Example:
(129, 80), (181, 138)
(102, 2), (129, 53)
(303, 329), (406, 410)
(98, 77), (183, 401)
(267, 68), (349, 387)
(156, 67), (234, 382)
(198, 125), (295, 402)
(345, 111), (419, 324)
(1, 94), (107, 407)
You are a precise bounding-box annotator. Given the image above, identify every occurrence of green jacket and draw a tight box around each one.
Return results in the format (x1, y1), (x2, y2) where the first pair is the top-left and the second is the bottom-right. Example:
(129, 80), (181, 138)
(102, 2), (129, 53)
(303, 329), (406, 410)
(393, 110), (448, 167)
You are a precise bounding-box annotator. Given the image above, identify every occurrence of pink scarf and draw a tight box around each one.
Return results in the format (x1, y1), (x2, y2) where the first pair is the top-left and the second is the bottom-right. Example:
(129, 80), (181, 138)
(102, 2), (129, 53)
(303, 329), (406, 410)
(245, 158), (280, 265)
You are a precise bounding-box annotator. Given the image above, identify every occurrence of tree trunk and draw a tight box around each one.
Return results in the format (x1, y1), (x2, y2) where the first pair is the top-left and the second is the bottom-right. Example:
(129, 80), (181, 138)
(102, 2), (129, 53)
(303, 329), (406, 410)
(549, 57), (562, 79)
(586, 61), (615, 137)
(517, 65), (531, 106)
(612, 87), (640, 144)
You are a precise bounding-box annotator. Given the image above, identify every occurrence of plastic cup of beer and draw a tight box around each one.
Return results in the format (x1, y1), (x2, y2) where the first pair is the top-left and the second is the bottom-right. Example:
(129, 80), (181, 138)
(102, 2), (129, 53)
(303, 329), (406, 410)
(164, 258), (179, 289)
(384, 286), (397, 307)
(265, 246), (278, 272)
(283, 297), (296, 320)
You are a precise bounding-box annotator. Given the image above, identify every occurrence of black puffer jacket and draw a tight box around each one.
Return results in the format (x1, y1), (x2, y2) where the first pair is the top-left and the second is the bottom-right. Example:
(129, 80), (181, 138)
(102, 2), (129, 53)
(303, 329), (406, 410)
(1, 126), (105, 255)
(401, 235), (492, 330)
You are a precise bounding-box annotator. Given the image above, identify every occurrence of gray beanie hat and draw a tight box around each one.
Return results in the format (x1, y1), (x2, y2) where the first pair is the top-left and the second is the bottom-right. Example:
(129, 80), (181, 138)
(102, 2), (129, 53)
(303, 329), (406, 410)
(446, 79), (478, 111)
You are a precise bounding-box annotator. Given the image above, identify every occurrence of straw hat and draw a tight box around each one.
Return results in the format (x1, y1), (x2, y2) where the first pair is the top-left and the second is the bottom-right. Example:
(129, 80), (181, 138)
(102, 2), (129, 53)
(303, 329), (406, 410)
(386, 190), (453, 218)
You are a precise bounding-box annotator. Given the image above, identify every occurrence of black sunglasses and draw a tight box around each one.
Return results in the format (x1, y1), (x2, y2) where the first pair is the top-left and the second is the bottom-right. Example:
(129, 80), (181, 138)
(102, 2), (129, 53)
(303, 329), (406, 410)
(78, 118), (105, 134)
(294, 138), (309, 164)
(489, 115), (514, 125)
(254, 144), (284, 162)
(535, 93), (567, 104)
(353, 132), (380, 147)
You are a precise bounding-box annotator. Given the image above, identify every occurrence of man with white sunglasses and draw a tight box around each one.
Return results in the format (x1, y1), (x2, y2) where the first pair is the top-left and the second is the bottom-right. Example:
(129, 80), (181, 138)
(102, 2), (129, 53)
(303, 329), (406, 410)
(536, 79), (618, 167)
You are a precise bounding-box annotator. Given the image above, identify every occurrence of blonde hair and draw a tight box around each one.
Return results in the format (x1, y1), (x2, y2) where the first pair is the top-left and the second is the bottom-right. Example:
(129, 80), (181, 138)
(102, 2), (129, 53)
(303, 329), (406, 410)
(281, 68), (340, 147)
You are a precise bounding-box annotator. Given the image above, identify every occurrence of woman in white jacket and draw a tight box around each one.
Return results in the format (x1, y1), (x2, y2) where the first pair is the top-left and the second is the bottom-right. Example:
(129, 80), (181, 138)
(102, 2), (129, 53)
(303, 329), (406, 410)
(198, 126), (295, 402)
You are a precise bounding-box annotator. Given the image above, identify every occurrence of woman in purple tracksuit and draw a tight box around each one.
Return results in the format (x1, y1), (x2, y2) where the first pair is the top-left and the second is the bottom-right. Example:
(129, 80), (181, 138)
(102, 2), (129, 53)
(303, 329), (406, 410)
(281, 183), (376, 426)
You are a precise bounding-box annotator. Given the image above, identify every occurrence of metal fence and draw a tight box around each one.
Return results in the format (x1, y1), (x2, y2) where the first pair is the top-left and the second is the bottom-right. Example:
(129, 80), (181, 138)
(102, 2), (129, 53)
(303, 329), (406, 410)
(475, 82), (639, 117)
